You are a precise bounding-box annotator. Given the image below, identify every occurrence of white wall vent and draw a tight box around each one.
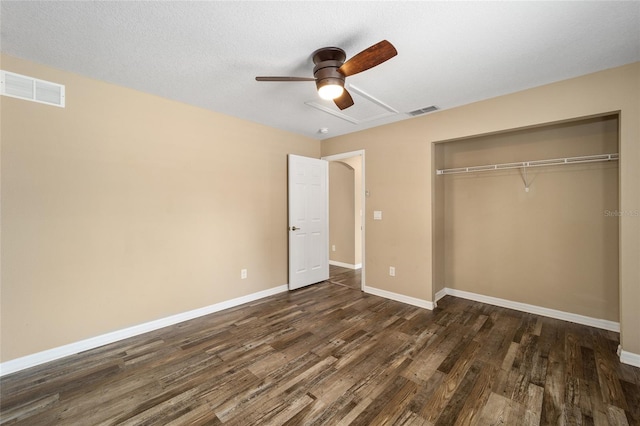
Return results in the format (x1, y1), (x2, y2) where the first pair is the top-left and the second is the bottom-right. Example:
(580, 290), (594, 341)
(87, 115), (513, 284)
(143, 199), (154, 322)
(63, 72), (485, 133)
(1, 70), (65, 108)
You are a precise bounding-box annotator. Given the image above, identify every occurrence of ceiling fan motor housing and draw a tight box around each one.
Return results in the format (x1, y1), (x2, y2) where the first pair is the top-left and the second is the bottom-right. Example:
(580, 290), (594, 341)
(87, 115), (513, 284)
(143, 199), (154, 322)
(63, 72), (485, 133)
(314, 60), (345, 92)
(312, 47), (347, 92)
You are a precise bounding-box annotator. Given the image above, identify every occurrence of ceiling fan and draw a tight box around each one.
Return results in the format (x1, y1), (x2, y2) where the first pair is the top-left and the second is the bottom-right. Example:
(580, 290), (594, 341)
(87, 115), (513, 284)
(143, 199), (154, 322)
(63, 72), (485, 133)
(255, 40), (397, 110)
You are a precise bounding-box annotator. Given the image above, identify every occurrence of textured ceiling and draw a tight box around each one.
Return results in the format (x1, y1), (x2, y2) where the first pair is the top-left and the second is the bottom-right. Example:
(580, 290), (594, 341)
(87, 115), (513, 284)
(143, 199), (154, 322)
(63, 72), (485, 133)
(1, 1), (639, 140)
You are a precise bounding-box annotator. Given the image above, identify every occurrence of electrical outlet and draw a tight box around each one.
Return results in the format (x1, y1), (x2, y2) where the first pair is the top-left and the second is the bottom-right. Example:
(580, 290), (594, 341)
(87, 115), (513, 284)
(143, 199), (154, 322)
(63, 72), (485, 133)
(332, 245), (336, 252)
(389, 266), (395, 277)
(241, 269), (247, 279)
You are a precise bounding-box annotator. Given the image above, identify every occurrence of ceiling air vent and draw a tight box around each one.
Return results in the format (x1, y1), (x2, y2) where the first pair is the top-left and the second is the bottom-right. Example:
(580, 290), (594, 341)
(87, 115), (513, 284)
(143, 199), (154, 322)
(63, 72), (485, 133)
(407, 105), (438, 116)
(1, 70), (65, 108)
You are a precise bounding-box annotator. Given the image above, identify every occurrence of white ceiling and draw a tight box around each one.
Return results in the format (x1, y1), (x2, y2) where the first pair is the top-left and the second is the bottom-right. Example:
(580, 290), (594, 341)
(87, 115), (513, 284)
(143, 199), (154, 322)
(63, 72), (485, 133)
(1, 1), (639, 140)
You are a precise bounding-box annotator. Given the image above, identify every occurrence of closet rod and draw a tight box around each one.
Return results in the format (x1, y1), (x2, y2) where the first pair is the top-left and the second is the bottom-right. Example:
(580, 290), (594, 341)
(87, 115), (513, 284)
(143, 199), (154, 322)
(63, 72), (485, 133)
(436, 153), (619, 175)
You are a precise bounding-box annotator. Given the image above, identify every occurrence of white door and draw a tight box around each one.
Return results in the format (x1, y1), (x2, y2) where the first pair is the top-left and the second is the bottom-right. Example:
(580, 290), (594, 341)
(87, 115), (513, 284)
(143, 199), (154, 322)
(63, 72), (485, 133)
(288, 154), (329, 290)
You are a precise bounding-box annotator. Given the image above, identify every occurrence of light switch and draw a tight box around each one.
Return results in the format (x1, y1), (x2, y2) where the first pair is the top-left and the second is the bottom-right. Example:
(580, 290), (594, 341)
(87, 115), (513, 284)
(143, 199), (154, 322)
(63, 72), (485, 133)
(373, 211), (382, 220)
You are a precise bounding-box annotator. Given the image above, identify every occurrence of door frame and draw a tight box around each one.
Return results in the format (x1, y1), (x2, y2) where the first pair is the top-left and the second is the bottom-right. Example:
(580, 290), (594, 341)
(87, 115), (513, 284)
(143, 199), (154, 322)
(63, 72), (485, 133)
(322, 150), (366, 290)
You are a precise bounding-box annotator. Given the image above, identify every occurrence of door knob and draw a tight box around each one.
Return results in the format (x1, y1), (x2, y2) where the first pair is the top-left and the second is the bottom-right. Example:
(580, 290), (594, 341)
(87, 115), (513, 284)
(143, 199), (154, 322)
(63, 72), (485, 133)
(289, 226), (301, 231)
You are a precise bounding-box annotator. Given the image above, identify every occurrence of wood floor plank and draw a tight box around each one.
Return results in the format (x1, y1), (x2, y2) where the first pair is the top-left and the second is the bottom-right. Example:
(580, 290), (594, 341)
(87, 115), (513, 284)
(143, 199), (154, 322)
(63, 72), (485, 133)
(541, 321), (567, 425)
(164, 403), (222, 426)
(606, 404), (630, 426)
(432, 359), (482, 425)
(477, 391), (525, 425)
(401, 325), (464, 384)
(281, 396), (327, 426)
(0, 394), (59, 424)
(310, 392), (358, 426)
(523, 383), (544, 426)
(421, 340), (481, 422)
(594, 348), (629, 410)
(2, 274), (639, 425)
(620, 379), (640, 424)
(367, 377), (419, 426)
(453, 362), (499, 426)
(501, 341), (519, 371)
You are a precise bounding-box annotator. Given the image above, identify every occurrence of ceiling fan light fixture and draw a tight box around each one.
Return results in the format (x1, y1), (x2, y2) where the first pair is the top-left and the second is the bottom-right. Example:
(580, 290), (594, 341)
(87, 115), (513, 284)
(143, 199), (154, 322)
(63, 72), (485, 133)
(317, 80), (344, 100)
(256, 41), (397, 110)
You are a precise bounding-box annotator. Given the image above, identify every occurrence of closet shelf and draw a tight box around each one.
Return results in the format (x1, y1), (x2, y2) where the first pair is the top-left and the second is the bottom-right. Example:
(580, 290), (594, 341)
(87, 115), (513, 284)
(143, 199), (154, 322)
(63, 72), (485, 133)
(436, 153), (619, 175)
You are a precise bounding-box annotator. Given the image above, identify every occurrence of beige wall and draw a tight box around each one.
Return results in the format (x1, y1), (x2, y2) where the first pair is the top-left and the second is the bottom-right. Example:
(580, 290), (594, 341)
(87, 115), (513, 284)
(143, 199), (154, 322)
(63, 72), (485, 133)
(441, 116), (619, 321)
(0, 55), (320, 362)
(329, 161), (355, 265)
(432, 143), (445, 296)
(337, 155), (363, 266)
(325, 131), (433, 300)
(322, 62), (640, 356)
(2, 55), (638, 363)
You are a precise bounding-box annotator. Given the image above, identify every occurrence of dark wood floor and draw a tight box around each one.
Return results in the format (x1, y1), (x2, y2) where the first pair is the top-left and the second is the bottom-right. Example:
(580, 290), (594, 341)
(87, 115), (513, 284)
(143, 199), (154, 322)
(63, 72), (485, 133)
(1, 279), (639, 425)
(328, 265), (361, 290)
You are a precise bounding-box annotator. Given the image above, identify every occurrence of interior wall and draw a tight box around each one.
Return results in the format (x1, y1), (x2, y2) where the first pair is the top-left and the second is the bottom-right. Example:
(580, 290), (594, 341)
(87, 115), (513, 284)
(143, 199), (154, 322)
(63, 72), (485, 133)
(321, 62), (639, 356)
(442, 116), (619, 321)
(432, 143), (445, 295)
(0, 54), (320, 362)
(329, 161), (355, 265)
(337, 155), (363, 266)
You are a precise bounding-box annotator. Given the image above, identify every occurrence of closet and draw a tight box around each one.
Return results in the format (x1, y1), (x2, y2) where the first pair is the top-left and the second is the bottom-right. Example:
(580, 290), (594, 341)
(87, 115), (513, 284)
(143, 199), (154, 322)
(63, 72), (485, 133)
(433, 114), (619, 322)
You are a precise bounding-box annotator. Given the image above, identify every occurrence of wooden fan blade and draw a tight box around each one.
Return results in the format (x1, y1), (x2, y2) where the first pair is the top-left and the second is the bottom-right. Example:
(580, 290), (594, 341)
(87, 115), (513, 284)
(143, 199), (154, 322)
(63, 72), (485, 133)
(338, 40), (397, 77)
(333, 88), (354, 110)
(255, 76), (316, 81)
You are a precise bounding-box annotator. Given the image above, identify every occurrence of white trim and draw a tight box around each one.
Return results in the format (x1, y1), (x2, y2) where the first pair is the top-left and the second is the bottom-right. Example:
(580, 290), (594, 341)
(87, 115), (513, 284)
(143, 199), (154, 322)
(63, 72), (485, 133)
(305, 84), (398, 125)
(443, 288), (620, 332)
(435, 288), (447, 302)
(363, 285), (434, 310)
(329, 260), (361, 270)
(0, 285), (288, 377)
(620, 350), (640, 368)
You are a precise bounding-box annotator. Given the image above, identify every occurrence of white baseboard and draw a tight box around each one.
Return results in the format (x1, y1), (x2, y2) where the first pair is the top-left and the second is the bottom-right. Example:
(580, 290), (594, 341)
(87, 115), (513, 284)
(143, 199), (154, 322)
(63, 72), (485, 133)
(0, 284), (288, 377)
(329, 260), (362, 270)
(363, 285), (434, 310)
(620, 350), (640, 368)
(434, 288), (447, 303)
(3, 283), (630, 376)
(442, 288), (620, 332)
